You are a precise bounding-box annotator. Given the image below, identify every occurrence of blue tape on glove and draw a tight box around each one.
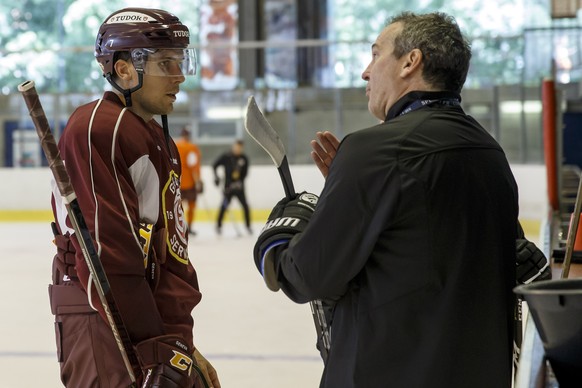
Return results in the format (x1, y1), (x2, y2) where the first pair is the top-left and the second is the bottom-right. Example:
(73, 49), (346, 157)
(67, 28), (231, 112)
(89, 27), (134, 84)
(260, 239), (290, 277)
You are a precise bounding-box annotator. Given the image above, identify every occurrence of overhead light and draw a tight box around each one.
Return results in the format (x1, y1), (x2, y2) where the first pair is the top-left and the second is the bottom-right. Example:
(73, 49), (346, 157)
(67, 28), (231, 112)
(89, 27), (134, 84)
(205, 106), (245, 120)
(500, 101), (542, 114)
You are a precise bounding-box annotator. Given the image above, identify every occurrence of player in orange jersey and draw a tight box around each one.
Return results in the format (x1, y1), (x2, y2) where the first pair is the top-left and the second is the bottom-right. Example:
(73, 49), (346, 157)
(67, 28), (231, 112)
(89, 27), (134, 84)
(176, 126), (203, 235)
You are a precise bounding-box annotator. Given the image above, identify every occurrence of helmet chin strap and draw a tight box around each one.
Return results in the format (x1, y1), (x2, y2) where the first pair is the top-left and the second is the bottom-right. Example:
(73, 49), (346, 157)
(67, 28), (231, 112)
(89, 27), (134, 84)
(161, 114), (171, 153)
(106, 71), (144, 107)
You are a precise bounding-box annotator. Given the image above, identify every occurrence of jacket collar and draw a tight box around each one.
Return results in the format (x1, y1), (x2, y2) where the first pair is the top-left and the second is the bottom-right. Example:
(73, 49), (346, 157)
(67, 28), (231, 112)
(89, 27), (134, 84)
(385, 90), (462, 121)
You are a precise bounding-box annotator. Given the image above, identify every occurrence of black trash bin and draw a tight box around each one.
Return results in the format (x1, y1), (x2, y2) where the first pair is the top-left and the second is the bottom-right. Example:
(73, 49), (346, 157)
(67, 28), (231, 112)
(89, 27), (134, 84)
(514, 278), (582, 387)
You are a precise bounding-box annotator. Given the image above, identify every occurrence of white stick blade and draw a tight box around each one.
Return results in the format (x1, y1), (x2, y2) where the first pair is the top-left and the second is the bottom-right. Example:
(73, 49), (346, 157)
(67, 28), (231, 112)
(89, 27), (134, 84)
(244, 96), (286, 167)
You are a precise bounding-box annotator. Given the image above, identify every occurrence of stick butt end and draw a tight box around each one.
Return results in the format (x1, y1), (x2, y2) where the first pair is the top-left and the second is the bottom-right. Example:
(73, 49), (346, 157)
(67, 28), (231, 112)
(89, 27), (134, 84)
(18, 80), (35, 92)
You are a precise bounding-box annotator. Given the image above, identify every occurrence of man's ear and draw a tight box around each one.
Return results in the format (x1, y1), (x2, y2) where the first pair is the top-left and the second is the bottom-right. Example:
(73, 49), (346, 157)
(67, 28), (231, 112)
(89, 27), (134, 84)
(400, 48), (423, 77)
(113, 59), (134, 84)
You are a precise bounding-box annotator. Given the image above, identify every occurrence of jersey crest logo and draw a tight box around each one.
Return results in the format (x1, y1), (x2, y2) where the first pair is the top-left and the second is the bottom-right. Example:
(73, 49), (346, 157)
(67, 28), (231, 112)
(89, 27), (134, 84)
(162, 170), (189, 264)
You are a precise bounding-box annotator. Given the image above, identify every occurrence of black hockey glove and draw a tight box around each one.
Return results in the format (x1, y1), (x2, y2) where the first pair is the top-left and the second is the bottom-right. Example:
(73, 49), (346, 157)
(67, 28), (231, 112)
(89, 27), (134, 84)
(515, 221), (551, 284)
(516, 239), (551, 284)
(137, 335), (197, 388)
(253, 192), (319, 292)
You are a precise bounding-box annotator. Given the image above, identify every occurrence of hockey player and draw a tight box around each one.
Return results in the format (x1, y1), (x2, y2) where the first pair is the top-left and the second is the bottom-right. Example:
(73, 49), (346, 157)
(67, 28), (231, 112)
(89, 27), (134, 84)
(176, 126), (203, 235)
(254, 12), (518, 388)
(212, 139), (252, 235)
(49, 8), (220, 387)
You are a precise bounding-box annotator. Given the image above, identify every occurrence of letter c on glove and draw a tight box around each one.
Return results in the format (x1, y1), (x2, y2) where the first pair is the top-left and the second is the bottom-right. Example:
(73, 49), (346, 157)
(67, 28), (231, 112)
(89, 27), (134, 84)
(170, 350), (193, 373)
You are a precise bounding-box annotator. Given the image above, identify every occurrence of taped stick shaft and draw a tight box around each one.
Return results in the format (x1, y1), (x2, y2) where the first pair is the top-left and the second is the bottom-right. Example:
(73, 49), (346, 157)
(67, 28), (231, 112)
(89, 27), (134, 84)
(18, 81), (75, 203)
(278, 156), (295, 200)
(18, 81), (139, 386)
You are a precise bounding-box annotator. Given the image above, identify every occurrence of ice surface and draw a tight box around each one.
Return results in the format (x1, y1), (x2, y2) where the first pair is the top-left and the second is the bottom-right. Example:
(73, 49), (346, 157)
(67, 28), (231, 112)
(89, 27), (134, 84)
(0, 221), (323, 387)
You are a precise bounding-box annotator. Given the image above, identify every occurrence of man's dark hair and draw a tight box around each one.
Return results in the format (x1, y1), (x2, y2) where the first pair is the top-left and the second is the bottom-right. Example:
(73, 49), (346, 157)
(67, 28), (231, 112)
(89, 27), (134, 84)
(389, 12), (471, 93)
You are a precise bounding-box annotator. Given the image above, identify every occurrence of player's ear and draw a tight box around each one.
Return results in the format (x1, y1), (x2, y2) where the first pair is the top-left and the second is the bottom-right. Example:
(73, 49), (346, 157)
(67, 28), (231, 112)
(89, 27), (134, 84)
(114, 59), (134, 83)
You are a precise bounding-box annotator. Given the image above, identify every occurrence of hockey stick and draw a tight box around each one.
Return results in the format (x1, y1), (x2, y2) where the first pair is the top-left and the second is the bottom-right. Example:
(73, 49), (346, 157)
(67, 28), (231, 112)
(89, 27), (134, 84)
(228, 206), (243, 237)
(18, 80), (139, 387)
(244, 95), (331, 362)
(561, 172), (582, 279)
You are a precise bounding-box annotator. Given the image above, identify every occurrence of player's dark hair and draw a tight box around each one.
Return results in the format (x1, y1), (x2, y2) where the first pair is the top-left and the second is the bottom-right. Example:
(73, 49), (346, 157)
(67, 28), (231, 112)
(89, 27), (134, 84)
(389, 12), (471, 93)
(180, 126), (191, 138)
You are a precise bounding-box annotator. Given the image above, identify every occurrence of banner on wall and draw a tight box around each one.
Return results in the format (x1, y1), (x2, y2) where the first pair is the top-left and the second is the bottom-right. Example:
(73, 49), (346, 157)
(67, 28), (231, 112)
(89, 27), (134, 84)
(264, 0), (297, 88)
(551, 0), (581, 18)
(199, 0), (239, 90)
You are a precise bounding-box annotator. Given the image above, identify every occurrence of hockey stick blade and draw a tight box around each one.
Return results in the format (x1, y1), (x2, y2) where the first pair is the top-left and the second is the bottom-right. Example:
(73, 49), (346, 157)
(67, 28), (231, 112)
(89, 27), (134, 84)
(18, 80), (139, 386)
(245, 96), (295, 199)
(245, 96), (285, 167)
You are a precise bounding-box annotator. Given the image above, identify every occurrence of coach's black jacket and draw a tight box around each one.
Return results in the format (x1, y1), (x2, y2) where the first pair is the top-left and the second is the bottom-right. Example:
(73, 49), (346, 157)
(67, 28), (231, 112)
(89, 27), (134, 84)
(273, 90), (518, 388)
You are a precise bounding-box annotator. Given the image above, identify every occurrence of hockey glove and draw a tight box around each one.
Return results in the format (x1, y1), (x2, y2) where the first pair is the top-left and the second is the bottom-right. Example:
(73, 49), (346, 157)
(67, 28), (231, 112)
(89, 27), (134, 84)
(516, 238), (551, 284)
(193, 349), (221, 388)
(137, 335), (200, 388)
(515, 221), (551, 284)
(253, 192), (319, 292)
(52, 222), (78, 279)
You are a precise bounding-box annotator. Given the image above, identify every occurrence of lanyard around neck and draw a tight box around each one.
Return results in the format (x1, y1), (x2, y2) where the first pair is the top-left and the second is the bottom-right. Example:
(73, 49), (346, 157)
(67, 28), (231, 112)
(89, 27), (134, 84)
(399, 98), (461, 117)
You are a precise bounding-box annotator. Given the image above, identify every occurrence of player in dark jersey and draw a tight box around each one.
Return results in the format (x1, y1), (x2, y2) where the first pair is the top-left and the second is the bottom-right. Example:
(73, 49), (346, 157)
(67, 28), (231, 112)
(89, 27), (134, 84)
(49, 8), (220, 387)
(254, 12), (518, 388)
(212, 139), (252, 235)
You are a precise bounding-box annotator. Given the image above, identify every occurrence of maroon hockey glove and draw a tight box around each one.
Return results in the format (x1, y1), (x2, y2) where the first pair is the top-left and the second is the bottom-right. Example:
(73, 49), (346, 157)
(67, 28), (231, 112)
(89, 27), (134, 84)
(52, 223), (78, 279)
(137, 335), (197, 388)
(253, 192), (319, 291)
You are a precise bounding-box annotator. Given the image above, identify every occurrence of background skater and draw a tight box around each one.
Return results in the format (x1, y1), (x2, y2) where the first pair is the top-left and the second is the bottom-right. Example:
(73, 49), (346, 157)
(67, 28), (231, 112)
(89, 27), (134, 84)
(212, 139), (252, 235)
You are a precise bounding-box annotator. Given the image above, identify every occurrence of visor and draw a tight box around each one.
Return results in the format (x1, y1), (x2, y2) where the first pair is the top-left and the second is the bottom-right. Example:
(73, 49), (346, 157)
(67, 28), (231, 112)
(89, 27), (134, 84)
(131, 48), (197, 77)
